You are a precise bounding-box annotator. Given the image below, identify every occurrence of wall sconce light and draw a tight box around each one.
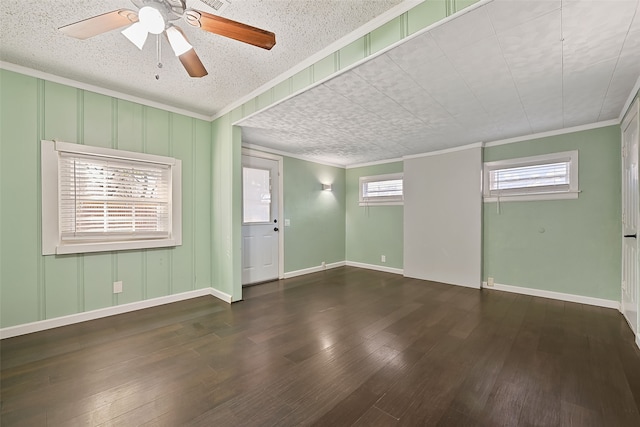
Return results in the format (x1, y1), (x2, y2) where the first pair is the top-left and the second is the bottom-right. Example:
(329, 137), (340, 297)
(322, 183), (332, 191)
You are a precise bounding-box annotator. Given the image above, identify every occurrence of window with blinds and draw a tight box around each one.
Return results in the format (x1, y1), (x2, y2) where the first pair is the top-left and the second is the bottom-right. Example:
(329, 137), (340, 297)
(359, 173), (403, 206)
(41, 140), (182, 255)
(483, 150), (579, 202)
(59, 154), (171, 241)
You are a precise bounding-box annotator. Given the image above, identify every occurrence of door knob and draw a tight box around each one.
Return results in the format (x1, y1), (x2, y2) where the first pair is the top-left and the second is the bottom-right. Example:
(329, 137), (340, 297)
(274, 227), (279, 232)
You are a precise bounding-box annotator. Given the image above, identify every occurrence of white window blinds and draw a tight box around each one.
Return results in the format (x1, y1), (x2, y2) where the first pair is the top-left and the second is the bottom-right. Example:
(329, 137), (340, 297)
(363, 179), (403, 198)
(58, 153), (171, 241)
(483, 150), (579, 202)
(489, 162), (570, 193)
(359, 173), (404, 205)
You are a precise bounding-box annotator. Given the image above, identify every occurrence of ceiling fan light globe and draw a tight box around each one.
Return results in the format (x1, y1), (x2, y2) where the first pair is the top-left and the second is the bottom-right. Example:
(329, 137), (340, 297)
(166, 26), (193, 56)
(138, 6), (165, 34)
(122, 22), (148, 49)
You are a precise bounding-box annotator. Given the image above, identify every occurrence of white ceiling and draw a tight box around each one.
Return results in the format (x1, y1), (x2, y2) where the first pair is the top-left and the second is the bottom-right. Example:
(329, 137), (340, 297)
(2, 1), (639, 168)
(0, 0), (403, 116)
(239, 0), (640, 167)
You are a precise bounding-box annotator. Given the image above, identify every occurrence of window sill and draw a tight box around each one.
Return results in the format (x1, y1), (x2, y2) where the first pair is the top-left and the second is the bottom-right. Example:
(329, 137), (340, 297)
(53, 238), (179, 255)
(483, 191), (580, 203)
(358, 201), (404, 207)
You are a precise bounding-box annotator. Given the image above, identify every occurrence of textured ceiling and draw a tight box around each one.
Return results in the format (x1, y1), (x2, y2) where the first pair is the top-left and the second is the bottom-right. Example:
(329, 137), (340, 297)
(0, 0), (403, 116)
(239, 0), (640, 166)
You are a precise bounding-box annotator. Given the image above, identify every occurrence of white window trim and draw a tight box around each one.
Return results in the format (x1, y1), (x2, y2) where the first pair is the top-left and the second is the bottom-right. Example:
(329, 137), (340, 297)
(359, 172), (404, 206)
(483, 150), (579, 202)
(41, 140), (182, 255)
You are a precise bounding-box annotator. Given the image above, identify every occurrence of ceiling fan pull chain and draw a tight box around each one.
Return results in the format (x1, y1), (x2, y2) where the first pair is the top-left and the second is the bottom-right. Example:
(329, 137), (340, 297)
(155, 34), (163, 80)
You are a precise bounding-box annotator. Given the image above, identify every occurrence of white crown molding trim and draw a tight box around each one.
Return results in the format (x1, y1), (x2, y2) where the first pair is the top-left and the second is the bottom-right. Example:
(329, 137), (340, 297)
(242, 147), (283, 161)
(241, 143), (346, 168)
(217, 0), (494, 122)
(346, 261), (403, 275)
(283, 261), (346, 279)
(484, 120), (620, 148)
(403, 142), (484, 160)
(0, 287), (231, 339)
(484, 282), (620, 310)
(346, 157), (404, 169)
(0, 61), (211, 122)
(619, 75), (640, 123)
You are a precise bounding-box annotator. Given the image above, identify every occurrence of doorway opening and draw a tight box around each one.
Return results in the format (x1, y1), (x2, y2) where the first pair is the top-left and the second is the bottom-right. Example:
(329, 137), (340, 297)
(241, 149), (284, 286)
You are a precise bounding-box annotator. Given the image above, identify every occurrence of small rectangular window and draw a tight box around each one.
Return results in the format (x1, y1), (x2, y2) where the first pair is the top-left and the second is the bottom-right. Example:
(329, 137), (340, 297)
(42, 140), (182, 255)
(359, 173), (403, 206)
(483, 150), (579, 202)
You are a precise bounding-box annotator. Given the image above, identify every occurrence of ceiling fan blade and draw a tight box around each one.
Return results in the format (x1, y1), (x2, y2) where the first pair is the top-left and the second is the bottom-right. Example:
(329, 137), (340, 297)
(179, 48), (208, 78)
(188, 9), (276, 50)
(59, 9), (138, 40)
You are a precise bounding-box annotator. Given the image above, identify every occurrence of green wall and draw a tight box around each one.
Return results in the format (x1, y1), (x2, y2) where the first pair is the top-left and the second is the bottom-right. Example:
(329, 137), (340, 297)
(346, 162), (404, 269)
(1, 0), (492, 327)
(483, 126), (622, 300)
(282, 157), (346, 272)
(213, 0), (471, 299)
(211, 115), (242, 301)
(0, 69), (213, 328)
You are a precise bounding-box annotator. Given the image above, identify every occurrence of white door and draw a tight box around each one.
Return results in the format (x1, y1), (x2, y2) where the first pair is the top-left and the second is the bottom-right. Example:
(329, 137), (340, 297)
(622, 100), (639, 334)
(241, 155), (280, 285)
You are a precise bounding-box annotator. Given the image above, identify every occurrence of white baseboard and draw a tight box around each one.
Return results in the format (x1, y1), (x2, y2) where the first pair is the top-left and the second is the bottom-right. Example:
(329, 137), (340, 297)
(0, 287), (232, 339)
(636, 333), (640, 350)
(283, 261), (346, 279)
(484, 282), (620, 310)
(210, 286), (233, 304)
(346, 261), (403, 275)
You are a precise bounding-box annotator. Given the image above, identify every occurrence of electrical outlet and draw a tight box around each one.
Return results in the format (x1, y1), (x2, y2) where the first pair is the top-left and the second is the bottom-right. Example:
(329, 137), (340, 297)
(381, 255), (386, 263)
(113, 281), (123, 293)
(487, 277), (494, 287)
(321, 261), (326, 269)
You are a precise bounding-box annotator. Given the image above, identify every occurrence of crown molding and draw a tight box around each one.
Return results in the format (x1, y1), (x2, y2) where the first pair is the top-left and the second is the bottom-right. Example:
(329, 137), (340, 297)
(484, 120), (620, 148)
(403, 142), (484, 160)
(619, 75), (640, 123)
(241, 143), (346, 168)
(346, 157), (404, 169)
(0, 61), (211, 121)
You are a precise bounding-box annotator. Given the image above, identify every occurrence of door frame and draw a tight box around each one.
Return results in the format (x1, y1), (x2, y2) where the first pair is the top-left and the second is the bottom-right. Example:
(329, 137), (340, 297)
(242, 147), (285, 280)
(621, 98), (640, 340)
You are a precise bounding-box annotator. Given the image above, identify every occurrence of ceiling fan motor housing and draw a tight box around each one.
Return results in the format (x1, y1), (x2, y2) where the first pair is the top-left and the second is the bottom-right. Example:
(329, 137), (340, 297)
(131, 0), (186, 23)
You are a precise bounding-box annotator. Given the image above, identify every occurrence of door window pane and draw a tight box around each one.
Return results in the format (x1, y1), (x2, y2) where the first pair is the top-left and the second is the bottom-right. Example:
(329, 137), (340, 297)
(243, 167), (271, 223)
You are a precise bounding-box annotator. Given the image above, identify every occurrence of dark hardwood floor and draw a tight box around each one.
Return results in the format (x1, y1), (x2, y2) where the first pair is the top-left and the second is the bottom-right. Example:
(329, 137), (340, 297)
(2, 266), (640, 426)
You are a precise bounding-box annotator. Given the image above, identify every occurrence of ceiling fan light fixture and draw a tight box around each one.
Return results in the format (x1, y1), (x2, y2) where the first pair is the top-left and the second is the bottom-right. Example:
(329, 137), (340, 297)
(166, 26), (193, 56)
(122, 22), (148, 49)
(138, 6), (165, 34)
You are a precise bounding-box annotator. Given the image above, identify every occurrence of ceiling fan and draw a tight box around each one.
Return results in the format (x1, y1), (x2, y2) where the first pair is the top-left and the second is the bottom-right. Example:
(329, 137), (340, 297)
(58, 0), (276, 78)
